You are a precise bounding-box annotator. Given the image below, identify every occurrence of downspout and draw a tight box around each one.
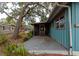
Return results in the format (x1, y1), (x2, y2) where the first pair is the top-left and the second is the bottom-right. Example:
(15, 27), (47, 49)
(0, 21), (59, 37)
(56, 3), (73, 56)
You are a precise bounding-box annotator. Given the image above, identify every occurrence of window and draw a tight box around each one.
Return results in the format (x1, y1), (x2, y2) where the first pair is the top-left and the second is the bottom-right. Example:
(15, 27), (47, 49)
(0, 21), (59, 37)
(55, 16), (65, 29)
(3, 26), (5, 30)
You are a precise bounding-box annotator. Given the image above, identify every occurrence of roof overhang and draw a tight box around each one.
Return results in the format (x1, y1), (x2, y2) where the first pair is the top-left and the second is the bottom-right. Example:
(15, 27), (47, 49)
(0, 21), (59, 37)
(31, 22), (48, 25)
(47, 2), (69, 23)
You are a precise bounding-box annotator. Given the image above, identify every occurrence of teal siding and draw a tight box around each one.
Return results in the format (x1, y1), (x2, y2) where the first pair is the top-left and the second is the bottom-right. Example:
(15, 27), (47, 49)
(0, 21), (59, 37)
(49, 9), (70, 49)
(49, 2), (79, 51)
(71, 3), (79, 51)
(75, 3), (79, 51)
(71, 2), (76, 51)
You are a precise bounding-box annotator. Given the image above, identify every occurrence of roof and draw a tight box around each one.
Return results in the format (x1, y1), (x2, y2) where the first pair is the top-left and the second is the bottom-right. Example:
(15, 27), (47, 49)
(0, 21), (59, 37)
(47, 2), (69, 23)
(31, 21), (48, 25)
(0, 23), (15, 27)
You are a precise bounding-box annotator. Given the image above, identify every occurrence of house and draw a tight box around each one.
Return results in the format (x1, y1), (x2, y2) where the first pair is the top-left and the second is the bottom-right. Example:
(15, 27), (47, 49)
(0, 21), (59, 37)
(0, 24), (15, 34)
(32, 2), (79, 55)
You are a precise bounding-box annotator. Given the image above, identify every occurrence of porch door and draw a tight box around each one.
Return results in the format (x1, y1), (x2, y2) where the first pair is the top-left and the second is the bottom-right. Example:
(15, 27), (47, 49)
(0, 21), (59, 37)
(39, 24), (45, 36)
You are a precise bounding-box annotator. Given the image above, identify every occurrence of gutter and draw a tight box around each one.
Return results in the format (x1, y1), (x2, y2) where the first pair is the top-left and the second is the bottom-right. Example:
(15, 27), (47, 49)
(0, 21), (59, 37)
(56, 3), (73, 56)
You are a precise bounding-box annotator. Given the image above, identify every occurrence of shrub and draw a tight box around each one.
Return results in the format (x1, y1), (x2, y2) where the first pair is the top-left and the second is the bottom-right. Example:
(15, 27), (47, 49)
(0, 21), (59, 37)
(27, 31), (33, 39)
(19, 32), (27, 39)
(3, 43), (30, 56)
(19, 31), (33, 42)
(0, 34), (7, 44)
(23, 31), (33, 42)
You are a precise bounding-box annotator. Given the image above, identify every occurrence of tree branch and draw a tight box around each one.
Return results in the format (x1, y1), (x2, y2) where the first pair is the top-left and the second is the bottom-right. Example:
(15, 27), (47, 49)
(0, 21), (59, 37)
(36, 3), (51, 12)
(3, 11), (18, 20)
(22, 4), (37, 18)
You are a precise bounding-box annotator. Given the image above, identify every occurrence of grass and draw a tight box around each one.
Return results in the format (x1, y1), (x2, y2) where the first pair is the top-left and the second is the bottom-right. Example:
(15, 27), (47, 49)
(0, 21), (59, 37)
(0, 34), (7, 44)
(3, 43), (30, 56)
(0, 31), (33, 56)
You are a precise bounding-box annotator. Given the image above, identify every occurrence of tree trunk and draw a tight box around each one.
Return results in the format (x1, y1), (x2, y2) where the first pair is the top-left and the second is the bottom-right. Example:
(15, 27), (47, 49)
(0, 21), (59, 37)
(13, 3), (37, 39)
(13, 17), (23, 39)
(12, 3), (30, 39)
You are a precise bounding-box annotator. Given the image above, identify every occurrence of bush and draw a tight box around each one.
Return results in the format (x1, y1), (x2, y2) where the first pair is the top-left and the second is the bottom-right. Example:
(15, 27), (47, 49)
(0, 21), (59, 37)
(27, 31), (33, 39)
(23, 31), (33, 42)
(19, 32), (27, 39)
(0, 34), (7, 44)
(19, 31), (33, 42)
(3, 43), (30, 56)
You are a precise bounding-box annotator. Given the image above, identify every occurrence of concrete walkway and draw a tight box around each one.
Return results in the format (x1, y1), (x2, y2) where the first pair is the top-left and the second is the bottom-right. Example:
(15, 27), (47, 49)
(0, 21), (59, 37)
(24, 36), (68, 55)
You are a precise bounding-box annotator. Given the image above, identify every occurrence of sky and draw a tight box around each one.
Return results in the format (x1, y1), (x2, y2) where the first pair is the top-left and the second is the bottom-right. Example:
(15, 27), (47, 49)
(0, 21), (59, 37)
(0, 13), (7, 19)
(0, 13), (40, 22)
(0, 3), (40, 23)
(0, 3), (12, 21)
(0, 13), (7, 21)
(0, 2), (51, 24)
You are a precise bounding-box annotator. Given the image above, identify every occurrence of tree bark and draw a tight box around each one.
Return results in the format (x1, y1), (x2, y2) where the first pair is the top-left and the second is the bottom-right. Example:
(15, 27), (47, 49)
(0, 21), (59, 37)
(13, 3), (37, 39)
(13, 3), (29, 39)
(13, 17), (23, 39)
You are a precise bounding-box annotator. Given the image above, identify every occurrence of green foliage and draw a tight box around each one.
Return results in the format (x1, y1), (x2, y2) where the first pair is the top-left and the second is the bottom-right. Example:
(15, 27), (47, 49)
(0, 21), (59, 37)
(6, 17), (15, 25)
(0, 34), (7, 44)
(18, 32), (27, 40)
(6, 17), (13, 23)
(4, 43), (30, 56)
(27, 31), (33, 39)
(18, 31), (33, 42)
(18, 2), (25, 7)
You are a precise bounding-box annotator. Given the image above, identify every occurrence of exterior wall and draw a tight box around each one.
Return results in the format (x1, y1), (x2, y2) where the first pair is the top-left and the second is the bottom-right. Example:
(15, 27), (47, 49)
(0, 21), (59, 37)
(71, 2), (79, 51)
(49, 9), (70, 50)
(49, 2), (79, 51)
(34, 24), (39, 35)
(0, 25), (15, 34)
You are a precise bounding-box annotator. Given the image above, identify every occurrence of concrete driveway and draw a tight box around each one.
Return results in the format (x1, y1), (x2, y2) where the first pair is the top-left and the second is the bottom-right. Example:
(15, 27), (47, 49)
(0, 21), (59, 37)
(24, 36), (68, 55)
